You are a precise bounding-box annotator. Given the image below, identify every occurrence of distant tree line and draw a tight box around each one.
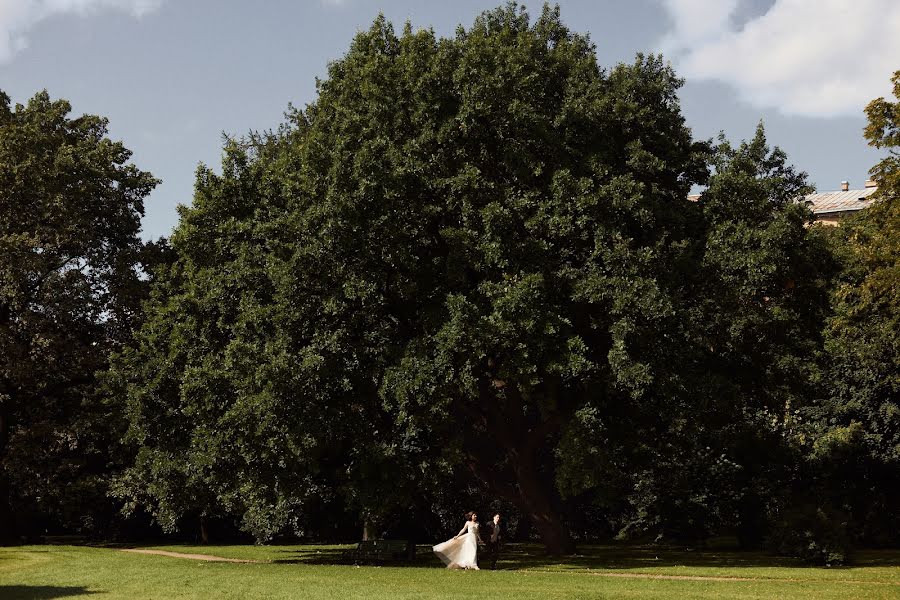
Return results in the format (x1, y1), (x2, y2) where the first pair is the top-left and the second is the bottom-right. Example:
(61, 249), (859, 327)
(1, 4), (897, 565)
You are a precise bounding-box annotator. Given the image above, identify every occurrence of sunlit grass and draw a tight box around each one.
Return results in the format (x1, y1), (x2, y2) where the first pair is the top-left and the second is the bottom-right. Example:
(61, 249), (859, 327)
(2, 543), (899, 599)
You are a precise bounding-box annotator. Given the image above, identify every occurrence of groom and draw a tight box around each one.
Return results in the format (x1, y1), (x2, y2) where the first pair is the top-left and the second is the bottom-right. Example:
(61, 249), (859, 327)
(482, 513), (502, 569)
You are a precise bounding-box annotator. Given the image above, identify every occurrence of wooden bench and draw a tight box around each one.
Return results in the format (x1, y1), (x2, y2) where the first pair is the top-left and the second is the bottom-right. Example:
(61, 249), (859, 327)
(353, 539), (412, 564)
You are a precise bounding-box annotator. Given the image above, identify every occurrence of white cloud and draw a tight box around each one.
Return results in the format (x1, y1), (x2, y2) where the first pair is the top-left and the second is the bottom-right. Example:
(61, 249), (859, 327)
(0, 0), (162, 63)
(659, 0), (900, 118)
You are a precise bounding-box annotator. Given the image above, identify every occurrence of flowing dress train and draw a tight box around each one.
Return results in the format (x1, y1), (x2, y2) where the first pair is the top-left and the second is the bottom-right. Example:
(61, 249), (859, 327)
(433, 521), (480, 569)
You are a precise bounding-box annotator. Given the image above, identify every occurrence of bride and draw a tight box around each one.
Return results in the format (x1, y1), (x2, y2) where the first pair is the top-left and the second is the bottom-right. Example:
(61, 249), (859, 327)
(433, 512), (483, 569)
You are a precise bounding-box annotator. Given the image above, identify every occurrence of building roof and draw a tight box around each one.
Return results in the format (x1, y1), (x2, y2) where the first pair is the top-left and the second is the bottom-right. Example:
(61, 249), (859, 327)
(804, 186), (879, 215)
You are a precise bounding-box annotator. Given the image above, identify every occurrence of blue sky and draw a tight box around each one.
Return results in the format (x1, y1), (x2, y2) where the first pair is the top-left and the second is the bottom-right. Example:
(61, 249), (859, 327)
(1, 0), (894, 240)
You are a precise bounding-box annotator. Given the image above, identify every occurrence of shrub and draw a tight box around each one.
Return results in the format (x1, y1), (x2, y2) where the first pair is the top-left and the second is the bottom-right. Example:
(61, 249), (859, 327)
(767, 503), (853, 566)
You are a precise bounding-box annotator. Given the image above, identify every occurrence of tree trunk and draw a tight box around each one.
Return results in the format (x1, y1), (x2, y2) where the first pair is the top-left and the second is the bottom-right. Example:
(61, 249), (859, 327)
(514, 514), (532, 542)
(200, 516), (210, 545)
(524, 505), (574, 556)
(0, 477), (13, 545)
(362, 518), (371, 541)
(512, 453), (574, 555)
(472, 374), (574, 555)
(0, 404), (17, 545)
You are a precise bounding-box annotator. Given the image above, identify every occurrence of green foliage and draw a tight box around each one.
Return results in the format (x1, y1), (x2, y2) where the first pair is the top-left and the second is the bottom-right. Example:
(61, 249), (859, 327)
(800, 70), (900, 550)
(560, 124), (835, 548)
(687, 127), (840, 551)
(864, 71), (900, 188)
(0, 90), (157, 538)
(114, 6), (868, 558)
(825, 71), (900, 468)
(697, 124), (832, 416)
(768, 503), (853, 567)
(112, 4), (715, 552)
(0, 5), (896, 560)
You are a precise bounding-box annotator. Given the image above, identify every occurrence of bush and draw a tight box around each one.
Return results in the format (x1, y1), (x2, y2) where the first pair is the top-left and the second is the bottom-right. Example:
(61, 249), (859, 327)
(767, 503), (853, 566)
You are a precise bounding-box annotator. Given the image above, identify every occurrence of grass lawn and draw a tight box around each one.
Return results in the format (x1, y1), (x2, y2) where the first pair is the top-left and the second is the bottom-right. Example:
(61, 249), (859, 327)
(2, 543), (900, 599)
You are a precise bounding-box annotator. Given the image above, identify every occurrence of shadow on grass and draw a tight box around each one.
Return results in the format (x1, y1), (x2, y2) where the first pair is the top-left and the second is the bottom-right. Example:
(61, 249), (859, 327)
(499, 544), (804, 570)
(271, 548), (354, 565)
(268, 543), (900, 571)
(0, 586), (98, 599)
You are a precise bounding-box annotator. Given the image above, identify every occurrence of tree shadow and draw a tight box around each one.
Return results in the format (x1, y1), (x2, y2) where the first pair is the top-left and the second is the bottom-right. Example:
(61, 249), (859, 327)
(271, 547), (368, 565)
(0, 586), (98, 599)
(270, 543), (900, 571)
(496, 544), (791, 570)
(495, 544), (900, 571)
(271, 545), (435, 566)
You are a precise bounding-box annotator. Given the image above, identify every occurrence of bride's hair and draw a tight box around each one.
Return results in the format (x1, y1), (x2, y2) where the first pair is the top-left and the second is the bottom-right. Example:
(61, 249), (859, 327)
(465, 511), (475, 521)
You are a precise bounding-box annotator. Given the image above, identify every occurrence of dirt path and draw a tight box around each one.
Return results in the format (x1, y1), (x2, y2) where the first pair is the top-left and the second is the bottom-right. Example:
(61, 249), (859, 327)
(120, 549), (262, 563)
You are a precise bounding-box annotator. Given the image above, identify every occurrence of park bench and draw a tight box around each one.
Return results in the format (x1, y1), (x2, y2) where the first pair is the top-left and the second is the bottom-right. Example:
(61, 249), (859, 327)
(352, 539), (413, 564)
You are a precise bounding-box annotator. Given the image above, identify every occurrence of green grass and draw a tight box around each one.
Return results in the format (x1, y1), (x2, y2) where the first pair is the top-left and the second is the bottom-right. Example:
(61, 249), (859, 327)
(2, 543), (900, 599)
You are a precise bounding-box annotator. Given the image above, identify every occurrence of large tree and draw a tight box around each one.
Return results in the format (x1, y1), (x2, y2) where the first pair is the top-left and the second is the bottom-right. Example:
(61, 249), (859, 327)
(815, 70), (900, 544)
(371, 8), (710, 554)
(830, 68), (900, 440)
(0, 90), (156, 541)
(682, 127), (834, 546)
(116, 4), (710, 553)
(555, 125), (836, 545)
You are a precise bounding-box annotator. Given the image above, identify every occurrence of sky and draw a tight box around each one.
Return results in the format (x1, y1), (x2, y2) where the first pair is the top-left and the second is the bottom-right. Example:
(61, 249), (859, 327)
(1, 0), (896, 240)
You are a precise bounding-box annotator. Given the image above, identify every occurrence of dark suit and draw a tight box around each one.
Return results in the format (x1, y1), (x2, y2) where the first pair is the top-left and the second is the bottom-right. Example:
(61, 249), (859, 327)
(483, 521), (502, 569)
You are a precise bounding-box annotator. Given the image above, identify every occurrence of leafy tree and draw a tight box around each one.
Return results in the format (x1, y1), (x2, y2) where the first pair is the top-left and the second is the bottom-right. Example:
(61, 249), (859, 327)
(111, 132), (420, 543)
(557, 125), (837, 545)
(691, 126), (837, 548)
(111, 137), (300, 542)
(117, 6), (875, 556)
(0, 90), (157, 541)
(814, 70), (900, 545)
(306, 4), (714, 554)
(117, 4), (712, 554)
(833, 68), (900, 462)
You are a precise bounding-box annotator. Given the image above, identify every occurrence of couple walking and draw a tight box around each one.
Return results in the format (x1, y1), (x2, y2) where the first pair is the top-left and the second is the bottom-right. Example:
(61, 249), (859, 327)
(432, 512), (502, 570)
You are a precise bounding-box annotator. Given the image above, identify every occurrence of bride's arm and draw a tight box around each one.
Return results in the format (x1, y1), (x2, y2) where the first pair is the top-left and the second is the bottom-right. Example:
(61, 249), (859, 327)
(454, 523), (468, 538)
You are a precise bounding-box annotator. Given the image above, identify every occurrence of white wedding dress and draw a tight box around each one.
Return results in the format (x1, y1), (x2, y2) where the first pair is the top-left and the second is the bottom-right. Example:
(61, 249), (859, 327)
(433, 521), (481, 569)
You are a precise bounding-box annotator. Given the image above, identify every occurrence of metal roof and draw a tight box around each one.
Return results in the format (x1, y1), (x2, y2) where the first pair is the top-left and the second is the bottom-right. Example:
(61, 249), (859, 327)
(804, 186), (879, 214)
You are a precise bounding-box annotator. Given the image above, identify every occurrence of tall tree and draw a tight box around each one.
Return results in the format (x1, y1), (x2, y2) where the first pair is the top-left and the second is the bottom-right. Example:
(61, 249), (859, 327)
(555, 125), (836, 545)
(116, 4), (714, 554)
(373, 7), (710, 553)
(686, 126), (834, 545)
(0, 90), (156, 541)
(294, 4), (711, 553)
(816, 70), (900, 543)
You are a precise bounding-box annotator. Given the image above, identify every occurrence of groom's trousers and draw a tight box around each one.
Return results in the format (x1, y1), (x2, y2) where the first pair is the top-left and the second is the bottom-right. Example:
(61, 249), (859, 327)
(484, 540), (500, 569)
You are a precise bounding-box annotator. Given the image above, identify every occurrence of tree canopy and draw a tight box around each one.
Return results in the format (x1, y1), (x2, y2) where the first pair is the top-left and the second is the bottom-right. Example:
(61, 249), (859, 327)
(0, 90), (157, 541)
(112, 5), (719, 553)
(111, 5), (837, 555)
(809, 71), (900, 547)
